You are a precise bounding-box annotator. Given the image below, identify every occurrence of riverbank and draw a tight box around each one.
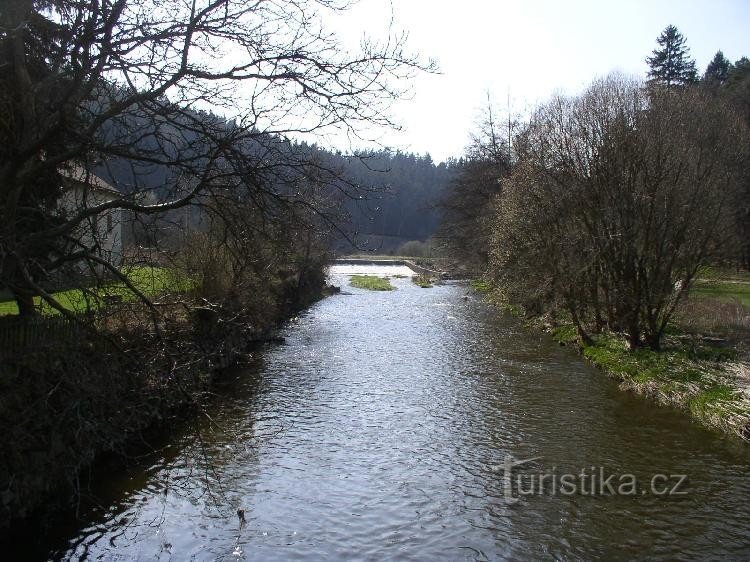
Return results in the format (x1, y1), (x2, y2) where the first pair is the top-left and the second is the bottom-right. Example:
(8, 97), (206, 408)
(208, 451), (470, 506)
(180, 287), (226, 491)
(550, 326), (750, 441)
(0, 266), (329, 532)
(473, 280), (750, 442)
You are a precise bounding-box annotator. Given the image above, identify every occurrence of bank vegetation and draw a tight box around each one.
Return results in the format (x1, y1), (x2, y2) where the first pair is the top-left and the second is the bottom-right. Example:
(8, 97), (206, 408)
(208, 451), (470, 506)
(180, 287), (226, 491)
(440, 29), (750, 440)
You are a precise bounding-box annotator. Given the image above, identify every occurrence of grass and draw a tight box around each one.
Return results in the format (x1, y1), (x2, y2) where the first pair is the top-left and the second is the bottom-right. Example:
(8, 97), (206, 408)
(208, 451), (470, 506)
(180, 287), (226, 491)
(688, 385), (738, 418)
(470, 279), (493, 294)
(0, 300), (21, 316)
(691, 267), (750, 307)
(691, 281), (750, 308)
(0, 266), (193, 316)
(349, 275), (395, 291)
(470, 279), (527, 316)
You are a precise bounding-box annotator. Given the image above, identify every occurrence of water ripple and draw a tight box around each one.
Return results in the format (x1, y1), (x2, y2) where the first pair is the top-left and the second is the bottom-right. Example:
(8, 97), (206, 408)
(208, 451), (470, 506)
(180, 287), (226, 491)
(50, 266), (750, 561)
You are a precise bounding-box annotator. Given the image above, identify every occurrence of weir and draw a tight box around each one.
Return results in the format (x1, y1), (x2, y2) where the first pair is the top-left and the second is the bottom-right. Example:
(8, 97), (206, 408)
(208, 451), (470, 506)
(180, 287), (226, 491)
(331, 258), (442, 278)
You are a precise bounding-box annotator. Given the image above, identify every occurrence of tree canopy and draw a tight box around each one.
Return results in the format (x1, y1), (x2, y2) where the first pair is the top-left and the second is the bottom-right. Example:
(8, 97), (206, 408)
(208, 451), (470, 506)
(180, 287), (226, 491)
(489, 76), (747, 350)
(646, 25), (698, 87)
(0, 0), (431, 315)
(704, 50), (732, 86)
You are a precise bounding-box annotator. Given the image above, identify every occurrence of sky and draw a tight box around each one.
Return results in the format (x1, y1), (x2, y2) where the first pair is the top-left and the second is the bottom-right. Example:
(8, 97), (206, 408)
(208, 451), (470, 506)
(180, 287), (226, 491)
(323, 0), (750, 162)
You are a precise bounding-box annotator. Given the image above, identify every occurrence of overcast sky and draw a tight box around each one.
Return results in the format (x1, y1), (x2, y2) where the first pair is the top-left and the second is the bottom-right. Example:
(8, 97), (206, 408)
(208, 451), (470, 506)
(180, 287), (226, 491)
(325, 0), (750, 162)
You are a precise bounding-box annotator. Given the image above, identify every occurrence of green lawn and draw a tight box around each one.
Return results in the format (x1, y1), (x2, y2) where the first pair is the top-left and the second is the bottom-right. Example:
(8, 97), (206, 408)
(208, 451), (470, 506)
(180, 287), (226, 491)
(349, 275), (395, 291)
(691, 280), (750, 307)
(0, 266), (193, 316)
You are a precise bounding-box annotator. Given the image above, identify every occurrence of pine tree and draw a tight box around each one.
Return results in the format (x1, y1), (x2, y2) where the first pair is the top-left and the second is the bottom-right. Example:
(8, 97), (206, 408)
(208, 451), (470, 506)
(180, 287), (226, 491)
(646, 25), (698, 87)
(703, 51), (732, 86)
(727, 57), (750, 89)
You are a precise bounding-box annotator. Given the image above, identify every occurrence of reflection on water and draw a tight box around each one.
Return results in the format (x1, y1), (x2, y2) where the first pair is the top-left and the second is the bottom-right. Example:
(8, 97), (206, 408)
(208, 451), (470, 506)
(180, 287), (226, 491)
(40, 266), (750, 559)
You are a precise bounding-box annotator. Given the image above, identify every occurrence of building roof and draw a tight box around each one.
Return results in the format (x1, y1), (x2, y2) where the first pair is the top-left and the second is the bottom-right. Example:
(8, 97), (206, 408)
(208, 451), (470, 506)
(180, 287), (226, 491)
(61, 165), (120, 197)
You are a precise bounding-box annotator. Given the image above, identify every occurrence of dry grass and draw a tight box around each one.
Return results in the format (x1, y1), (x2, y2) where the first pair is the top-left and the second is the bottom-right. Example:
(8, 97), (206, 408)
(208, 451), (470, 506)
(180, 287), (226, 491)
(726, 361), (750, 402)
(674, 297), (750, 338)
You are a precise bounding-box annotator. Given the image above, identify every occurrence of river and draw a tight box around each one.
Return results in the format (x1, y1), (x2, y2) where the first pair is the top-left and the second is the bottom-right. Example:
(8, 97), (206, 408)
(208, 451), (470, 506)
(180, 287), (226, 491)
(38, 265), (750, 559)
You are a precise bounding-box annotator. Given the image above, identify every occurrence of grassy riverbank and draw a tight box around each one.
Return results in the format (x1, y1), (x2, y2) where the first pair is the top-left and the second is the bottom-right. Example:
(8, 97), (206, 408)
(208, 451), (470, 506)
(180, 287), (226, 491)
(0, 266), (192, 316)
(551, 326), (749, 440)
(350, 275), (395, 291)
(476, 275), (750, 441)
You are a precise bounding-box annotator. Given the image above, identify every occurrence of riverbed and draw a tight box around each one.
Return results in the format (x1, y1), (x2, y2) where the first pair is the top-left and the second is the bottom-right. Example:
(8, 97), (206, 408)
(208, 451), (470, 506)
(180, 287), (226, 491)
(40, 265), (750, 559)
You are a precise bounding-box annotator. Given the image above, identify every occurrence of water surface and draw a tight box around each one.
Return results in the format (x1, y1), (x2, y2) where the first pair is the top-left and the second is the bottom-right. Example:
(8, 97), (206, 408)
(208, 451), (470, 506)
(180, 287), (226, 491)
(46, 265), (750, 560)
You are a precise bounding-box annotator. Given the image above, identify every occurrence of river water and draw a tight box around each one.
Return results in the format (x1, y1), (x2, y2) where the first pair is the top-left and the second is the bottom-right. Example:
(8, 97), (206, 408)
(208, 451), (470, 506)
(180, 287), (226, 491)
(42, 265), (750, 560)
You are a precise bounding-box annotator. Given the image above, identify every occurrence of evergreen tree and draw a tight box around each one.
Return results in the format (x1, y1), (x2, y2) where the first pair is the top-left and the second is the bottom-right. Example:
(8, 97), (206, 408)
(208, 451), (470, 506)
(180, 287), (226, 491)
(646, 25), (698, 87)
(725, 57), (750, 122)
(704, 51), (732, 86)
(727, 57), (750, 89)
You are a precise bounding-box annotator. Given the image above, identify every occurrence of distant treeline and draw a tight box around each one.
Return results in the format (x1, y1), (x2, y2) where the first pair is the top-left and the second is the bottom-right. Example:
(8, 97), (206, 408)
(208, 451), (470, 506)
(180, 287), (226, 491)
(92, 108), (458, 254)
(334, 150), (456, 252)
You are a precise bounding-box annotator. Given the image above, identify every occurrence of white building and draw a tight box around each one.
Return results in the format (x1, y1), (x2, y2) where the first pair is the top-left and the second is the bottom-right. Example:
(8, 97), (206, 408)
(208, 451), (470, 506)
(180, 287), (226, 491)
(58, 166), (123, 270)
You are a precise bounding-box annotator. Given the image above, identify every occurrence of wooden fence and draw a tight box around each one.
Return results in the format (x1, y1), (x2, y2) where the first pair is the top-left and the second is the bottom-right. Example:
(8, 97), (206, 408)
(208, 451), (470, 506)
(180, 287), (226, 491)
(0, 315), (82, 354)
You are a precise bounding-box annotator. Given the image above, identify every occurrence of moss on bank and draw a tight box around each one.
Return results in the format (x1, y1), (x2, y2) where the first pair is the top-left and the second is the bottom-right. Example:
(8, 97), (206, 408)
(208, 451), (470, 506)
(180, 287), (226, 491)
(473, 280), (750, 442)
(470, 279), (493, 293)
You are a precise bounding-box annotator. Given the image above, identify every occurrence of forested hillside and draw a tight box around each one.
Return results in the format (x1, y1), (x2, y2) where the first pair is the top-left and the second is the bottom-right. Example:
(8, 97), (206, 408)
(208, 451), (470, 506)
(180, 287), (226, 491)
(335, 150), (455, 252)
(91, 109), (455, 254)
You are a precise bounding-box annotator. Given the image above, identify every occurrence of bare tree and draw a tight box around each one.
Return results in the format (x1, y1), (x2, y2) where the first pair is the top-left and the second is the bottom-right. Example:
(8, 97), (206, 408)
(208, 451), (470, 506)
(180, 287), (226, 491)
(438, 98), (513, 272)
(0, 0), (432, 315)
(490, 75), (748, 349)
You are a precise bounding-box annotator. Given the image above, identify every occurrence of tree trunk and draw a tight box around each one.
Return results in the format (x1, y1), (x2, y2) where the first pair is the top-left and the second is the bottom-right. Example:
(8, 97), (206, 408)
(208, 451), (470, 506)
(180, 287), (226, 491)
(645, 330), (662, 351)
(569, 306), (593, 347)
(626, 321), (641, 350)
(15, 292), (37, 317)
